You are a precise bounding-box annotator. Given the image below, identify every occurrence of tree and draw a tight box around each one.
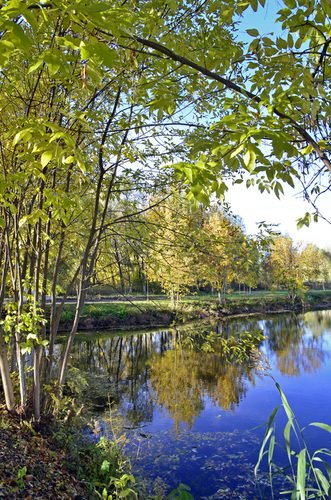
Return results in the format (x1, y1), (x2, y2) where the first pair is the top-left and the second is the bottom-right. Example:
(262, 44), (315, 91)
(144, 196), (198, 307)
(0, 0), (210, 418)
(132, 0), (331, 222)
(319, 251), (331, 289)
(299, 244), (324, 284)
(198, 210), (247, 301)
(268, 236), (305, 300)
(1, 0), (330, 421)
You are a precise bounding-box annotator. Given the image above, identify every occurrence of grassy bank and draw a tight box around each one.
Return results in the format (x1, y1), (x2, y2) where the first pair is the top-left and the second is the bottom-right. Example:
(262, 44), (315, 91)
(58, 290), (331, 332)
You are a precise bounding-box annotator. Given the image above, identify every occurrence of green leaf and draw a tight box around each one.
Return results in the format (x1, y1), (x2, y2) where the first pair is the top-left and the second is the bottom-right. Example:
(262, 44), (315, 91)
(301, 145), (313, 155)
(28, 59), (43, 74)
(296, 449), (306, 500)
(314, 468), (330, 495)
(297, 212), (311, 228)
(262, 37), (274, 47)
(41, 151), (53, 168)
(246, 29), (259, 37)
(310, 422), (331, 434)
(250, 0), (258, 12)
(63, 155), (75, 165)
(243, 147), (256, 172)
(229, 143), (245, 158)
(80, 41), (116, 68)
(284, 0), (296, 7)
(183, 167), (193, 183)
(8, 22), (32, 52)
(195, 191), (210, 205)
(254, 406), (278, 477)
(43, 52), (62, 76)
(13, 129), (32, 145)
(268, 434), (275, 466)
(276, 37), (287, 49)
(276, 383), (294, 422)
(100, 460), (110, 473)
(22, 10), (39, 32)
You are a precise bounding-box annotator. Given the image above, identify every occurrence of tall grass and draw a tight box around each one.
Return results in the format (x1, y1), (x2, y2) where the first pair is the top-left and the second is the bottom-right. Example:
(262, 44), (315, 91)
(255, 382), (331, 499)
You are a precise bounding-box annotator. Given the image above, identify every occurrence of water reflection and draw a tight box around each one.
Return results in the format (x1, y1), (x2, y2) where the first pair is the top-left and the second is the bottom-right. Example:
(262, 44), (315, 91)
(66, 310), (331, 498)
(263, 314), (328, 376)
(149, 330), (263, 431)
(303, 309), (331, 337)
(69, 311), (330, 430)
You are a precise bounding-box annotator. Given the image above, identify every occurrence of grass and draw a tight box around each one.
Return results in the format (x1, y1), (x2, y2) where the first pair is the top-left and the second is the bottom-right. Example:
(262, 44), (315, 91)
(57, 290), (331, 331)
(255, 382), (331, 499)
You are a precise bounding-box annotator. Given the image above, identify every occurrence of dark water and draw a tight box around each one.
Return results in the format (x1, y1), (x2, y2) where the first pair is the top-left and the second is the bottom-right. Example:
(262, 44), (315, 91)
(69, 310), (331, 498)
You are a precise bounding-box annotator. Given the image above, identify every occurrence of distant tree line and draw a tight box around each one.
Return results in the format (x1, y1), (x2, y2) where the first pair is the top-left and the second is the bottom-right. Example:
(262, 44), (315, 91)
(91, 195), (331, 304)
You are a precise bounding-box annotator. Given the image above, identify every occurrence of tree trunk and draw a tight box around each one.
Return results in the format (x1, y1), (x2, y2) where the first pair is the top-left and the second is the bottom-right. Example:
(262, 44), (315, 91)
(15, 335), (27, 410)
(33, 345), (41, 422)
(58, 90), (127, 390)
(58, 279), (86, 388)
(0, 255), (15, 412)
(0, 329), (15, 413)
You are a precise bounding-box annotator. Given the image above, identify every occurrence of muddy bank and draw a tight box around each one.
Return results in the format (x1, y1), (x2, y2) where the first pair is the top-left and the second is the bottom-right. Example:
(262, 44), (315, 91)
(60, 308), (175, 331)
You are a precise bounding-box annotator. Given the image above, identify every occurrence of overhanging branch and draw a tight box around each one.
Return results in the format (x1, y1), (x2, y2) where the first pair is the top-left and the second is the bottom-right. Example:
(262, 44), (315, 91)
(133, 35), (331, 173)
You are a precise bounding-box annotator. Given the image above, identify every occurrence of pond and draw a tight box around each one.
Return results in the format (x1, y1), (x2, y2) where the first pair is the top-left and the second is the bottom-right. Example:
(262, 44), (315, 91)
(67, 309), (331, 498)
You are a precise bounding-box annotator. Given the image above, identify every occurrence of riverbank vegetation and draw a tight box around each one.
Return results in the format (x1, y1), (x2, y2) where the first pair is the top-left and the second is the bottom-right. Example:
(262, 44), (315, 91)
(57, 290), (331, 331)
(0, 399), (137, 499)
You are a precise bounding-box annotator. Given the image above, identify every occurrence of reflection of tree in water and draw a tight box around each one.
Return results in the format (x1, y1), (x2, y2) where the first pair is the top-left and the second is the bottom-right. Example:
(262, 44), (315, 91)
(67, 311), (330, 431)
(201, 359), (256, 412)
(149, 331), (262, 432)
(264, 314), (328, 376)
(149, 350), (204, 431)
(70, 334), (155, 423)
(70, 327), (263, 431)
(69, 331), (178, 425)
(215, 317), (262, 338)
(303, 310), (331, 338)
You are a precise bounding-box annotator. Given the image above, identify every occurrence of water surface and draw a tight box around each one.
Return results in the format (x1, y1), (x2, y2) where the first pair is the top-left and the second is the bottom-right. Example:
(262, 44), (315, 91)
(69, 310), (331, 498)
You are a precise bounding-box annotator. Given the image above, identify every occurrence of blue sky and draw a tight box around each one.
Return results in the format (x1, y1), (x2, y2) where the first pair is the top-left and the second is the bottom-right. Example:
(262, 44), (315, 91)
(238, 0), (284, 37)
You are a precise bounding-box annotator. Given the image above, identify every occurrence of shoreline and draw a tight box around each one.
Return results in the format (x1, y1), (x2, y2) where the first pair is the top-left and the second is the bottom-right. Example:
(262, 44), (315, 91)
(58, 290), (331, 332)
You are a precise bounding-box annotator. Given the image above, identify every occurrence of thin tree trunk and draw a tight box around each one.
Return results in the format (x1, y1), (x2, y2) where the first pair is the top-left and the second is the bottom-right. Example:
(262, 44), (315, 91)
(13, 213), (27, 411)
(114, 239), (125, 291)
(58, 89), (127, 389)
(0, 255), (16, 412)
(33, 345), (41, 421)
(58, 277), (86, 388)
(0, 330), (15, 413)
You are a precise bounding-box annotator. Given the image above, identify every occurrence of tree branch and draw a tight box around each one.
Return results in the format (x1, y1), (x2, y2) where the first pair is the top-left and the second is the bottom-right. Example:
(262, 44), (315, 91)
(133, 35), (331, 173)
